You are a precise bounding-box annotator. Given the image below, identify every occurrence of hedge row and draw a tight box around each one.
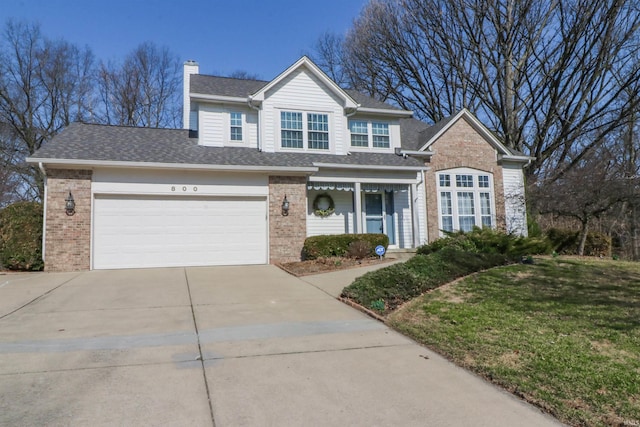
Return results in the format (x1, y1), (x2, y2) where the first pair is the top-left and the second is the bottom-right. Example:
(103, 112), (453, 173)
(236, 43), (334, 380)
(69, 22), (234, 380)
(341, 247), (508, 313)
(303, 233), (389, 259)
(416, 227), (552, 260)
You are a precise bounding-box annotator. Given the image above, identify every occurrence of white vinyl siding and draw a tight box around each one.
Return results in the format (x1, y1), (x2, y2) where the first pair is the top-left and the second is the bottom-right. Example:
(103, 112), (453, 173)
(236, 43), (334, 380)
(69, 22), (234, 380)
(306, 190), (354, 236)
(262, 68), (345, 154)
(197, 104), (257, 148)
(502, 163), (528, 236)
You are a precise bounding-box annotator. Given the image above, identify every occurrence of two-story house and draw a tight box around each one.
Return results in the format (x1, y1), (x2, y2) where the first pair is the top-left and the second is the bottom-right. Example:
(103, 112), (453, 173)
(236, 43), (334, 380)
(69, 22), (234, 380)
(28, 56), (530, 271)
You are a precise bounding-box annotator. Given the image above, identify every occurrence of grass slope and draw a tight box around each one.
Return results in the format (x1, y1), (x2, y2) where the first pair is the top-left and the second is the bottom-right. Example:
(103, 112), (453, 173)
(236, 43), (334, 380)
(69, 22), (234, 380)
(389, 257), (640, 427)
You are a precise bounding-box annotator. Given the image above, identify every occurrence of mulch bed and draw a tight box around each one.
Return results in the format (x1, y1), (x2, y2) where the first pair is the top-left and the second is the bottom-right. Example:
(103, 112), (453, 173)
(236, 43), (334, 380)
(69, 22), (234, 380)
(278, 256), (390, 277)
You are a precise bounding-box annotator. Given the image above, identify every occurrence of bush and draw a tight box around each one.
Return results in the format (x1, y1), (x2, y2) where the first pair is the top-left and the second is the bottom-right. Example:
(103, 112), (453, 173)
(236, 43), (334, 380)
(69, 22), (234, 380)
(547, 228), (611, 256)
(0, 201), (44, 271)
(341, 247), (508, 313)
(303, 233), (389, 260)
(346, 240), (371, 259)
(416, 227), (551, 260)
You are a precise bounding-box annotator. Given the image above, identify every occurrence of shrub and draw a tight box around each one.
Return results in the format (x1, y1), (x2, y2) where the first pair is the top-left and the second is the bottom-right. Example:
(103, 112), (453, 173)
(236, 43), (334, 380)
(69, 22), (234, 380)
(547, 228), (611, 256)
(346, 240), (371, 259)
(0, 201), (44, 271)
(416, 227), (551, 260)
(303, 233), (388, 260)
(341, 247), (508, 313)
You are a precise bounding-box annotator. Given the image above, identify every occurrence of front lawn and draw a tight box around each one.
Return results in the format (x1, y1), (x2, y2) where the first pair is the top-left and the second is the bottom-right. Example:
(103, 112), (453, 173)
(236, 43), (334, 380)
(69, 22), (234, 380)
(388, 258), (640, 427)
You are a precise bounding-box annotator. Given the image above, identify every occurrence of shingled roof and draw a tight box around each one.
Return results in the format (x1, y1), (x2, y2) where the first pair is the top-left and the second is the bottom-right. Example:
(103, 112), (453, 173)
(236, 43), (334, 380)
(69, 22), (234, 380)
(190, 74), (402, 111)
(30, 123), (425, 170)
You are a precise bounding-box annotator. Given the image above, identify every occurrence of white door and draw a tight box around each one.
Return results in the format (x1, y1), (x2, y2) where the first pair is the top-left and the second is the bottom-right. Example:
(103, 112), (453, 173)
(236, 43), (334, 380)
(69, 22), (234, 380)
(93, 195), (267, 269)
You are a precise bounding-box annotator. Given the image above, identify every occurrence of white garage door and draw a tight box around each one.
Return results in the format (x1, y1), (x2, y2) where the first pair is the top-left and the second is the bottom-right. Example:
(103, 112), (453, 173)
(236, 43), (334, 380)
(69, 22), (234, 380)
(93, 195), (267, 269)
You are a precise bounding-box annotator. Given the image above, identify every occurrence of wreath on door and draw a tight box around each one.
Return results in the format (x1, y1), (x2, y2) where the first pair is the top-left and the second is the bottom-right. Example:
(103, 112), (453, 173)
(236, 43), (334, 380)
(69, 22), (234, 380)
(312, 193), (335, 217)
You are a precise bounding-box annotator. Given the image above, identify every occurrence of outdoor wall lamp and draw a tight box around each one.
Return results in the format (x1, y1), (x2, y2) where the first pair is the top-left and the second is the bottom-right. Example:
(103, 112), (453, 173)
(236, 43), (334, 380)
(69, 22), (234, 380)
(65, 191), (76, 216)
(281, 194), (290, 216)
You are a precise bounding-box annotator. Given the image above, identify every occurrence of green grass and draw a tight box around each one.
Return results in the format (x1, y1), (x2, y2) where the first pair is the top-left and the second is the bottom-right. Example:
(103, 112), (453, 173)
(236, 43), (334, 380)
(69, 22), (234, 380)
(388, 257), (640, 427)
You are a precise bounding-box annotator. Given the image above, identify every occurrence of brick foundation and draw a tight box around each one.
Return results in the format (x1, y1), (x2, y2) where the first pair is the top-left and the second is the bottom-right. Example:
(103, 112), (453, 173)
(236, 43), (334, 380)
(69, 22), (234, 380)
(269, 176), (307, 263)
(44, 169), (92, 271)
(424, 118), (506, 242)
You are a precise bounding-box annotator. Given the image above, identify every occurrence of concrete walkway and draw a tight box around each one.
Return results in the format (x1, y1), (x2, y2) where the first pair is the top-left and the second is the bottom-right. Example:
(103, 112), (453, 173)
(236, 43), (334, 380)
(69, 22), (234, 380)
(0, 266), (562, 426)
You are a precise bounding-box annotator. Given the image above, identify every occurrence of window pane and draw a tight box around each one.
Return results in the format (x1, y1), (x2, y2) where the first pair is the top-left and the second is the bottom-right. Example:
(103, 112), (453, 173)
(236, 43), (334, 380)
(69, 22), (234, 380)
(372, 122), (389, 148)
(442, 216), (453, 232)
(281, 111), (303, 148)
(480, 193), (491, 215)
(308, 113), (329, 149)
(230, 112), (242, 141)
(349, 120), (369, 147)
(308, 132), (329, 149)
(478, 175), (490, 188)
(439, 174), (451, 187)
(456, 175), (473, 187)
(230, 127), (242, 141)
(457, 192), (475, 215)
(459, 216), (475, 232)
(440, 192), (452, 215)
(481, 216), (492, 227)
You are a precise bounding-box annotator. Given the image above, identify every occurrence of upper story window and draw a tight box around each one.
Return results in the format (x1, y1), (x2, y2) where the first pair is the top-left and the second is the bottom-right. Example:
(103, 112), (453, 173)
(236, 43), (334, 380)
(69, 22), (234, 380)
(437, 170), (495, 234)
(349, 120), (391, 149)
(230, 112), (243, 141)
(372, 123), (390, 148)
(280, 111), (329, 150)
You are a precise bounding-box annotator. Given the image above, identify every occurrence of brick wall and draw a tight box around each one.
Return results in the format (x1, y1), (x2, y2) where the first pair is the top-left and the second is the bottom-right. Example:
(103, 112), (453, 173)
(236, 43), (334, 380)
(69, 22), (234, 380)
(424, 118), (506, 242)
(44, 169), (92, 272)
(269, 176), (307, 263)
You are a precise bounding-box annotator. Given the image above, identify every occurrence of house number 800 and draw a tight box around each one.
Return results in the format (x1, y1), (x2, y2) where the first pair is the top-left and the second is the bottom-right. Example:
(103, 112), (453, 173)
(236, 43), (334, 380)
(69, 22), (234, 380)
(170, 186), (198, 192)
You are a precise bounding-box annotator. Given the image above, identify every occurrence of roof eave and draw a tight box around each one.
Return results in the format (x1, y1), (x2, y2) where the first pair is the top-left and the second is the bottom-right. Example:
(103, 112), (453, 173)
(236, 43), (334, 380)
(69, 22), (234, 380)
(191, 93), (248, 104)
(312, 162), (428, 171)
(356, 107), (413, 117)
(26, 157), (318, 174)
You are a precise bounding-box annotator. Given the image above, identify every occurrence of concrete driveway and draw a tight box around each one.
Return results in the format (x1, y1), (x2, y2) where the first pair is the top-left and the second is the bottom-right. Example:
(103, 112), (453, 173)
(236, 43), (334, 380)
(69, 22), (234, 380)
(0, 266), (561, 426)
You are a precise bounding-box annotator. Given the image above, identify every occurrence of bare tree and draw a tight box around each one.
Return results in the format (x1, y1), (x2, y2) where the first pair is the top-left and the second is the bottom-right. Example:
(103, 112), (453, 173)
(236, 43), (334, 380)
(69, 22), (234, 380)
(96, 42), (181, 128)
(530, 147), (629, 255)
(0, 20), (95, 201)
(315, 0), (640, 180)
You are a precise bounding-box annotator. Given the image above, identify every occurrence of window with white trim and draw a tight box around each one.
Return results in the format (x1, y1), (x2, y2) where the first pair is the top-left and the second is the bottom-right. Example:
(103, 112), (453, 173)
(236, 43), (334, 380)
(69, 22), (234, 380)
(280, 111), (329, 150)
(436, 169), (495, 234)
(349, 120), (391, 149)
(230, 112), (243, 141)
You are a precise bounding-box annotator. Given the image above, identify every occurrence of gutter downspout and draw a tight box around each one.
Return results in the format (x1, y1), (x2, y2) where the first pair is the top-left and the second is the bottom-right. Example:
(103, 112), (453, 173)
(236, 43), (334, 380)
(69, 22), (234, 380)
(38, 162), (47, 263)
(248, 95), (261, 152)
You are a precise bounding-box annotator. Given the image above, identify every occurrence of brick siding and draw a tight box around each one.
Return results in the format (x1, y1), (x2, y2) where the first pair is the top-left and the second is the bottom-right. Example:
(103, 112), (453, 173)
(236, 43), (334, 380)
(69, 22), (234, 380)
(269, 176), (307, 263)
(424, 118), (506, 242)
(44, 169), (92, 272)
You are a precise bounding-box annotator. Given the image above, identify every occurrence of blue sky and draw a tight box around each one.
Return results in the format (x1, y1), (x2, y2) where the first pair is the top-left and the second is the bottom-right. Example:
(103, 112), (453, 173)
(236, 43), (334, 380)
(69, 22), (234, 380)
(3, 0), (366, 79)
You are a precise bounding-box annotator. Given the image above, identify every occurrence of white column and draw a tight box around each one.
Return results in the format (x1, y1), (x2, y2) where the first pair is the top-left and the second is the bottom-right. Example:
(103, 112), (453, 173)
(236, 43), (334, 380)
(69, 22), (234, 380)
(354, 182), (363, 234)
(411, 183), (421, 248)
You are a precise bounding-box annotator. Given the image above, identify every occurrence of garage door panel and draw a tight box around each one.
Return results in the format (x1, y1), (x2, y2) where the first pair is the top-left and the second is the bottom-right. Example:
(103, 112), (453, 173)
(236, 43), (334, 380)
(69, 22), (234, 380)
(93, 196), (267, 269)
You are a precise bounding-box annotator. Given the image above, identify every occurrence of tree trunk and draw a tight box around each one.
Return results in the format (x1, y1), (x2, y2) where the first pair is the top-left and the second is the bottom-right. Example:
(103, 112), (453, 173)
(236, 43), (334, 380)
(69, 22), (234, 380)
(632, 202), (639, 261)
(577, 219), (589, 256)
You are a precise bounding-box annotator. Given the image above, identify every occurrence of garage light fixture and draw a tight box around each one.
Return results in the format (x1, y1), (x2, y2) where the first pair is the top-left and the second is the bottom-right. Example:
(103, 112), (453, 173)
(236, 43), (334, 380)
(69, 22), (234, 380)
(282, 195), (290, 216)
(65, 191), (76, 216)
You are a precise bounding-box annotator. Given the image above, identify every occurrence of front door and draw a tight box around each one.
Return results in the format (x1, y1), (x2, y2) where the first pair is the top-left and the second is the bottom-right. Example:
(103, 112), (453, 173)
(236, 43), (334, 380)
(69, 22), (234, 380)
(364, 192), (397, 246)
(365, 193), (384, 234)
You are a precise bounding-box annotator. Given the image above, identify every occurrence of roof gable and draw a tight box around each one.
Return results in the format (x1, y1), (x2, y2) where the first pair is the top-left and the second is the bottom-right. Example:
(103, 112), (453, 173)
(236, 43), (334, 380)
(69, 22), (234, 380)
(417, 109), (513, 156)
(249, 56), (358, 109)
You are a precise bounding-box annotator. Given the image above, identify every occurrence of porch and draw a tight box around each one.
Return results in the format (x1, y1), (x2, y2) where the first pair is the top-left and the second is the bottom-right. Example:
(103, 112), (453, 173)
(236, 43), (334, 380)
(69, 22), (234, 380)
(305, 180), (425, 249)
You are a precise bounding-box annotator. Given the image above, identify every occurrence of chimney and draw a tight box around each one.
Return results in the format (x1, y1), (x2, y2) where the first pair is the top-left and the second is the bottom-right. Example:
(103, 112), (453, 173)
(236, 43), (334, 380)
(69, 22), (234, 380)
(183, 60), (199, 130)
